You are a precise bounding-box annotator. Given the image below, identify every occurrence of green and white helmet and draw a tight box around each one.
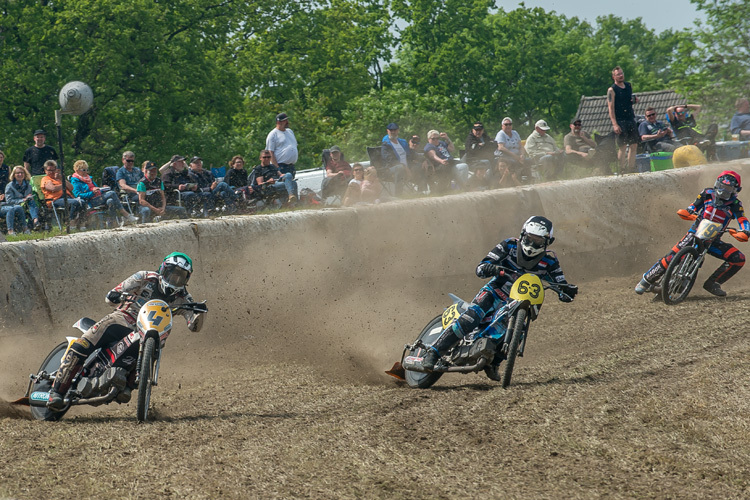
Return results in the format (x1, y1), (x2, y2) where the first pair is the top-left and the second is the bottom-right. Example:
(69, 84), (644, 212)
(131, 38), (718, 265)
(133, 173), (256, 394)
(158, 252), (193, 295)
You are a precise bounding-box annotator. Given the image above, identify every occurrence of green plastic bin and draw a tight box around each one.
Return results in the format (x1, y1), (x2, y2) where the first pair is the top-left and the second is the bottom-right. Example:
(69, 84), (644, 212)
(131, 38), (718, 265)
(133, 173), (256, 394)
(650, 152), (673, 171)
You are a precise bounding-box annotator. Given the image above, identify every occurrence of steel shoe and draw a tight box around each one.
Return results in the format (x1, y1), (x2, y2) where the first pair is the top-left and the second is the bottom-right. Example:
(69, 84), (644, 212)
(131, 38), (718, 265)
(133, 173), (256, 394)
(634, 277), (655, 295)
(703, 280), (727, 297)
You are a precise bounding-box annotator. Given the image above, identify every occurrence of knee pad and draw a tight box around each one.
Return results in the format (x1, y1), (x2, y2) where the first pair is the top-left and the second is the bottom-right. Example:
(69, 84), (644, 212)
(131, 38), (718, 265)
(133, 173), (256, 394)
(70, 338), (95, 358)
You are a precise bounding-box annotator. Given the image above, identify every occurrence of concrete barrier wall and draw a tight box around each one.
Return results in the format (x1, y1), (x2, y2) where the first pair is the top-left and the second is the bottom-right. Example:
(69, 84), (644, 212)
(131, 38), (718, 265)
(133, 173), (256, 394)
(1, 160), (747, 335)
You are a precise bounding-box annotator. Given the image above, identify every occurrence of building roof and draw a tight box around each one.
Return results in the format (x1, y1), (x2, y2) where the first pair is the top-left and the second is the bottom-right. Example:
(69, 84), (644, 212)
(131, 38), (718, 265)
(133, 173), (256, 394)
(574, 89), (687, 135)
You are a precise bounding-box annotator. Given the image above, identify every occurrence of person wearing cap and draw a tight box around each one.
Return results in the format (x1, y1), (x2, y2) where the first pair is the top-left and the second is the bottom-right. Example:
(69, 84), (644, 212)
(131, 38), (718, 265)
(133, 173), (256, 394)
(71, 159), (138, 226)
(320, 145), (352, 200)
(607, 66), (638, 174)
(464, 121), (494, 185)
(380, 122), (412, 196)
(137, 161), (187, 223)
(188, 157), (237, 216)
(162, 155), (203, 216)
(23, 129), (58, 176)
(116, 150), (144, 204)
(266, 112), (298, 179)
(493, 117), (528, 186)
(564, 119), (598, 164)
(525, 119), (565, 180)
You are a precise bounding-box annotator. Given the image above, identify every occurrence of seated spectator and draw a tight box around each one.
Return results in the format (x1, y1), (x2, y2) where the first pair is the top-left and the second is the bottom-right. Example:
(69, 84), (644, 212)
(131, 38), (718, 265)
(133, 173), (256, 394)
(115, 151), (143, 204)
(730, 98), (750, 140)
(225, 155), (256, 204)
(380, 122), (412, 196)
(137, 161), (187, 223)
(161, 155), (205, 217)
(0, 151), (10, 204)
(638, 108), (679, 153)
(188, 156), (237, 214)
(424, 129), (469, 192)
(564, 119), (597, 164)
(343, 163), (366, 206)
(249, 150), (298, 206)
(666, 104), (717, 158)
(361, 166), (390, 204)
(3, 166), (39, 234)
(320, 146), (352, 200)
(494, 117), (529, 186)
(40, 160), (86, 230)
(525, 120), (565, 180)
(464, 121), (494, 185)
(71, 159), (137, 226)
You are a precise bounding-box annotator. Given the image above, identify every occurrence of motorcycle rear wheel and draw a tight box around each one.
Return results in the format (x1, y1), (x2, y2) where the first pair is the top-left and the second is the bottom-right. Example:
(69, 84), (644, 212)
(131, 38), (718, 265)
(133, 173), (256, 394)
(30, 341), (70, 421)
(662, 246), (700, 305)
(136, 337), (157, 422)
(502, 309), (528, 389)
(404, 315), (444, 389)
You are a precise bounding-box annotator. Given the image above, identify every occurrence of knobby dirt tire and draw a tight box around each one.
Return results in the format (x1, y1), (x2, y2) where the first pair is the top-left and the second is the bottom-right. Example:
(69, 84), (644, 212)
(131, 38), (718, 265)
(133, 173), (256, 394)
(502, 309), (528, 389)
(662, 246), (700, 305)
(136, 337), (157, 422)
(30, 341), (70, 422)
(405, 315), (444, 389)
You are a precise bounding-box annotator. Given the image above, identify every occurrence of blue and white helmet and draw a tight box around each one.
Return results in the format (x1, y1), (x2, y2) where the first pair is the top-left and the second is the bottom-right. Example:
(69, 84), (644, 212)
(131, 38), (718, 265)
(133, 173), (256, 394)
(520, 216), (554, 259)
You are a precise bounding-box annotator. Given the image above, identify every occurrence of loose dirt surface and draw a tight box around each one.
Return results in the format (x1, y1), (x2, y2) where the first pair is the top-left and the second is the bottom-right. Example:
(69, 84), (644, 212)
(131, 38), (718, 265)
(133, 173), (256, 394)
(1, 270), (750, 499)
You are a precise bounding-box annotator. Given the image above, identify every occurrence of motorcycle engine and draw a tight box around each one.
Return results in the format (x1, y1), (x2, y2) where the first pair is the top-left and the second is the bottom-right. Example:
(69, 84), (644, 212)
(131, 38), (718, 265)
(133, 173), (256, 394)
(76, 366), (128, 403)
(451, 337), (498, 366)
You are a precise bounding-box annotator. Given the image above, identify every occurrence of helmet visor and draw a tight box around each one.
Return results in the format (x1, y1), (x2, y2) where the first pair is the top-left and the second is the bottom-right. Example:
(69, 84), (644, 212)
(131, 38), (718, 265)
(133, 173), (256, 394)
(715, 177), (738, 200)
(522, 233), (547, 250)
(162, 265), (189, 289)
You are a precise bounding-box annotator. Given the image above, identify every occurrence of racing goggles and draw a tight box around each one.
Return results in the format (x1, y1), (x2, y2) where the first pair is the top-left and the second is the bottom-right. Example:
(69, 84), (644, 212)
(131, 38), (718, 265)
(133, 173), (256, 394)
(715, 176), (739, 200)
(522, 233), (547, 250)
(162, 264), (190, 288)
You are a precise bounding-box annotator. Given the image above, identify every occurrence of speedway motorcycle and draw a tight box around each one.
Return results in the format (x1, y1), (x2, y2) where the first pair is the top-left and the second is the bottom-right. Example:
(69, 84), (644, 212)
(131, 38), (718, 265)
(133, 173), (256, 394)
(13, 297), (207, 422)
(661, 209), (748, 305)
(386, 268), (575, 389)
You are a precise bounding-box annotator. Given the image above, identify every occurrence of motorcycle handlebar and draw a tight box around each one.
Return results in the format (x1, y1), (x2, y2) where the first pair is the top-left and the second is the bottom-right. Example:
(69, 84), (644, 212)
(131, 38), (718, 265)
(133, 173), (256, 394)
(676, 209), (748, 242)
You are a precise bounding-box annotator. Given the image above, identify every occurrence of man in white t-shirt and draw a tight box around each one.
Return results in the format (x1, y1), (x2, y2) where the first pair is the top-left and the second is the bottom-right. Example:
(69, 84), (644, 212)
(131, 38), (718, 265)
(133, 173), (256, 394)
(266, 112), (299, 179)
(493, 117), (530, 185)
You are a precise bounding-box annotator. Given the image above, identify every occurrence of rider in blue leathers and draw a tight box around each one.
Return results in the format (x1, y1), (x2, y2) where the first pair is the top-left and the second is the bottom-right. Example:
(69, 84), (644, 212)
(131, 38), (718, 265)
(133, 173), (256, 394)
(422, 216), (578, 380)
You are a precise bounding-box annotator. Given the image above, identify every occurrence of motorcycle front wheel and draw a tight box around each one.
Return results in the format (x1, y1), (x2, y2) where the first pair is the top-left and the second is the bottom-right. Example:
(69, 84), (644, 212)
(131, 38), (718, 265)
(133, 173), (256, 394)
(502, 309), (528, 389)
(136, 337), (157, 422)
(30, 341), (70, 421)
(662, 246), (700, 305)
(404, 315), (444, 389)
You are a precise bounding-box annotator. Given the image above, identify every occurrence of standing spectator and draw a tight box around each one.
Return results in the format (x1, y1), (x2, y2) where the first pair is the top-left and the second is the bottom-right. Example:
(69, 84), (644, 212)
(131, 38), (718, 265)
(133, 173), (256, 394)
(249, 150), (298, 206)
(380, 122), (412, 196)
(607, 66), (638, 174)
(424, 129), (468, 191)
(320, 146), (352, 200)
(525, 120), (565, 180)
(266, 112), (298, 178)
(116, 151), (144, 204)
(71, 159), (137, 225)
(162, 155), (204, 216)
(22, 129), (58, 176)
(464, 121), (494, 185)
(188, 157), (237, 215)
(639, 107), (678, 153)
(730, 98), (750, 140)
(0, 150), (11, 203)
(225, 155), (256, 204)
(343, 163), (366, 206)
(40, 160), (86, 230)
(4, 166), (39, 234)
(564, 119), (597, 165)
(137, 161), (187, 222)
(494, 117), (529, 186)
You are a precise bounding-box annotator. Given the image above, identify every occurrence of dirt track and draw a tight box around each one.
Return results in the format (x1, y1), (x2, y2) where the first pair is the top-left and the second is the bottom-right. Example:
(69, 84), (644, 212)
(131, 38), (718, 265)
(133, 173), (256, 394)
(1, 269), (750, 499)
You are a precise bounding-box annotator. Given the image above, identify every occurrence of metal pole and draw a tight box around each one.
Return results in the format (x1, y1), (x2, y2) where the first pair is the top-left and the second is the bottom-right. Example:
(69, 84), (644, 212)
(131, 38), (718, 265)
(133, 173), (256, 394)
(54, 109), (70, 233)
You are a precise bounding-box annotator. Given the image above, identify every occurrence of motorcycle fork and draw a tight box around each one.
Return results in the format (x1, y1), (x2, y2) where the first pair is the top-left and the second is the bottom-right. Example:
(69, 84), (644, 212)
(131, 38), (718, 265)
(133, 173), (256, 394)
(136, 340), (162, 387)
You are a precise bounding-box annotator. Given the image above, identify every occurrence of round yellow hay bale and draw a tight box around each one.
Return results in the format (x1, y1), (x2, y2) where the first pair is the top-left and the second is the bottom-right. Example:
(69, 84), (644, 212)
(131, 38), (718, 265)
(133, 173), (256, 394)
(672, 145), (706, 168)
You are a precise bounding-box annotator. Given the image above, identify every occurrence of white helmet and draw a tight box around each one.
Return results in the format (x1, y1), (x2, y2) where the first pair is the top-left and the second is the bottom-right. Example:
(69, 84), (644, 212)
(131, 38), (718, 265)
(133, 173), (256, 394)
(520, 216), (554, 259)
(158, 252), (193, 295)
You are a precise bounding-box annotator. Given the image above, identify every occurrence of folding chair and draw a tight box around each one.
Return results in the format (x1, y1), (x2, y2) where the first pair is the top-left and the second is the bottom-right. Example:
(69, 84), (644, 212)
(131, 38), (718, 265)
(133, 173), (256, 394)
(30, 175), (66, 230)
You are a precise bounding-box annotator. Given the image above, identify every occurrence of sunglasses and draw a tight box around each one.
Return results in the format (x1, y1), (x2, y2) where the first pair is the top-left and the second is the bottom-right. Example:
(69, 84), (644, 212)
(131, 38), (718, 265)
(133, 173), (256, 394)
(646, 113), (655, 117)
(261, 156), (272, 159)
(125, 159), (135, 163)
(79, 168), (88, 172)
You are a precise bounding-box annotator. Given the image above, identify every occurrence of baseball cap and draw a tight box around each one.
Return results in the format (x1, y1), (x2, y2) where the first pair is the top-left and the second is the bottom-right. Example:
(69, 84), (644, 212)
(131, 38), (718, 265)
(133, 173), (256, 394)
(502, 117), (513, 125)
(144, 161), (158, 170)
(386, 122), (399, 130)
(330, 145), (341, 153)
(34, 129), (46, 136)
(572, 119), (582, 126)
(276, 112), (289, 122)
(190, 156), (202, 163)
(535, 119), (550, 131)
(473, 122), (484, 130)
(171, 154), (185, 162)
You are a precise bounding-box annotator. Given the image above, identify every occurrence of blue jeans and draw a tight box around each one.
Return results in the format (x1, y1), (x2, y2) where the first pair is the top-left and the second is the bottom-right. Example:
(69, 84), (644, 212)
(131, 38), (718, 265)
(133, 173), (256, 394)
(271, 173), (298, 199)
(178, 191), (213, 216)
(89, 191), (124, 217)
(22, 199), (40, 223)
(278, 163), (296, 179)
(52, 197), (85, 221)
(211, 181), (237, 208)
(1, 205), (27, 231)
(139, 205), (188, 223)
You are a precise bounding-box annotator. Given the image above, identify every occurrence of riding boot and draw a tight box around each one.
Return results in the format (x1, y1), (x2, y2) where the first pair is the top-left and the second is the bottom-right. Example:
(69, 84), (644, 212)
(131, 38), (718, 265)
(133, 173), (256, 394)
(421, 323), (462, 371)
(704, 262), (740, 297)
(47, 341), (90, 410)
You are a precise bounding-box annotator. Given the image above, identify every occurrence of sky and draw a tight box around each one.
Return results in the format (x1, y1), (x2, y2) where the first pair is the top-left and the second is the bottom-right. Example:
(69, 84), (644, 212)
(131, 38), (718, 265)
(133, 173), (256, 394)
(503, 0), (706, 33)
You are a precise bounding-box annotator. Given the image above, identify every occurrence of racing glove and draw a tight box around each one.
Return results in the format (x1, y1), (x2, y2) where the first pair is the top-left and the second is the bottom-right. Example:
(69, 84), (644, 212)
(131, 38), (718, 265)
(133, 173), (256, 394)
(106, 290), (122, 304)
(558, 283), (578, 302)
(485, 264), (505, 277)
